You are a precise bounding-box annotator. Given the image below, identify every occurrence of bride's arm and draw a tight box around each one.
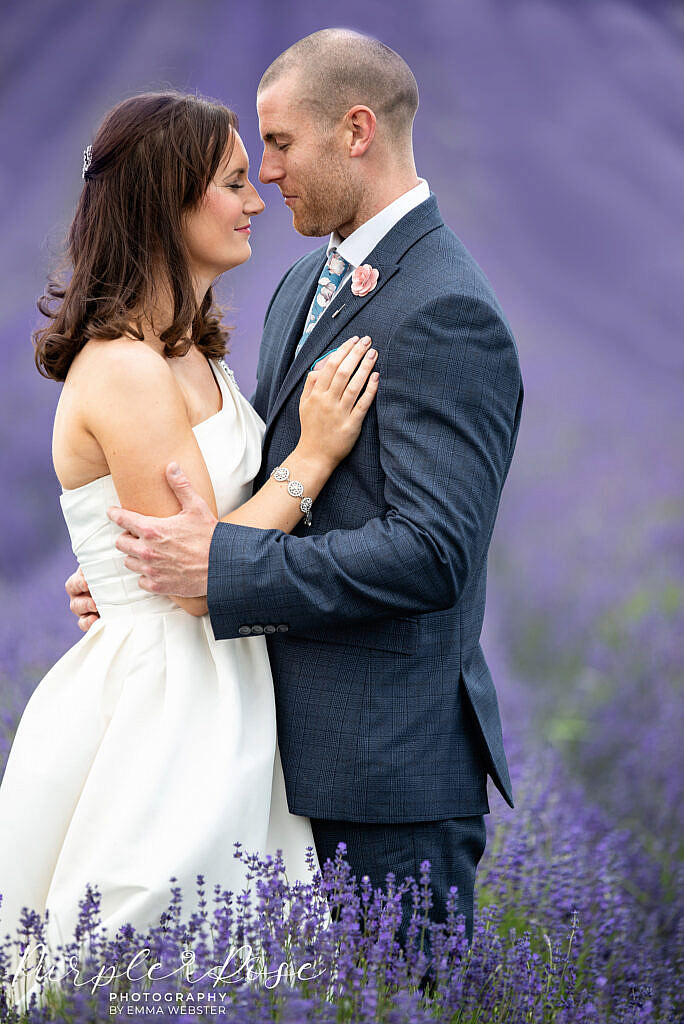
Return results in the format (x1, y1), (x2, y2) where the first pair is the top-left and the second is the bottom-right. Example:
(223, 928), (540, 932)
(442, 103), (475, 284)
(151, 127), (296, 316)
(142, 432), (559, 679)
(82, 337), (377, 617)
(81, 341), (220, 616)
(218, 337), (377, 533)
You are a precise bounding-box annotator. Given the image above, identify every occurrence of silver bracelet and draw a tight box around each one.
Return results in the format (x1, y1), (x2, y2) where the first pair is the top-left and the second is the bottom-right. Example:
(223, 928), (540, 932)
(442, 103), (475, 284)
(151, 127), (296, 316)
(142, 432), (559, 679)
(270, 466), (314, 526)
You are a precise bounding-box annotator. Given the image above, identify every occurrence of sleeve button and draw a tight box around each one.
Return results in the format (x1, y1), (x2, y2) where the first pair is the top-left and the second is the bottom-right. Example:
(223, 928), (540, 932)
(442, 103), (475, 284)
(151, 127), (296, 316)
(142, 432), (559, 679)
(251, 625), (264, 635)
(264, 625), (276, 634)
(238, 625), (251, 636)
(276, 624), (289, 633)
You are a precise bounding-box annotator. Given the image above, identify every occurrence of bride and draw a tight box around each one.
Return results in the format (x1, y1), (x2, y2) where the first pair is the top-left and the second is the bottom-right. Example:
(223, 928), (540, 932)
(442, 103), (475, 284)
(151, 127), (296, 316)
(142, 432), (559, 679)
(0, 92), (378, 953)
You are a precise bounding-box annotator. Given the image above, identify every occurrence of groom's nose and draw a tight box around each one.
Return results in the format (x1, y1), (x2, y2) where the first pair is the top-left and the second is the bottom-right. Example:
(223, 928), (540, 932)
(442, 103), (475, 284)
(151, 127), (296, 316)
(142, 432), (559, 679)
(259, 149), (283, 185)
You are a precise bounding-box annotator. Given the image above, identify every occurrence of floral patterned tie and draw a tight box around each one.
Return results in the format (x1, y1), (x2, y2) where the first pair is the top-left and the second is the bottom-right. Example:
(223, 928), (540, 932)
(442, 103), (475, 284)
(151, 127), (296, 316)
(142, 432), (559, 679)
(293, 249), (351, 359)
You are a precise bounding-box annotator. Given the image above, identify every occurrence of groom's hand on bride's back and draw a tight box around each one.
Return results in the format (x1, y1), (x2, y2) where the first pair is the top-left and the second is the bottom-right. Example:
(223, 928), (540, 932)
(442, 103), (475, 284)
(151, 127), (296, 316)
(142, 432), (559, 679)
(65, 567), (99, 632)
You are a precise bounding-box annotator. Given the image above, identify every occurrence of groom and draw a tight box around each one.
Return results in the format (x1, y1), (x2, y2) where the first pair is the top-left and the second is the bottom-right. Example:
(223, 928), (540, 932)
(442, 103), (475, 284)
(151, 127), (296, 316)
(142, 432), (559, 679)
(68, 30), (523, 942)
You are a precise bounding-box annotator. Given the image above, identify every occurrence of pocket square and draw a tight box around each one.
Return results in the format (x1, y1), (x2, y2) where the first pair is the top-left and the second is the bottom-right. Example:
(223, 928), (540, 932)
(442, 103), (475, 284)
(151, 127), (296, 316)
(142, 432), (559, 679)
(310, 347), (340, 371)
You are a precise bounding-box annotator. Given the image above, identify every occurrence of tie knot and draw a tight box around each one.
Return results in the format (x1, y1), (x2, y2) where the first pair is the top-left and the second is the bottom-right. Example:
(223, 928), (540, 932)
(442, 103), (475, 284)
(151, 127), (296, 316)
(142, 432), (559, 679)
(326, 249), (350, 281)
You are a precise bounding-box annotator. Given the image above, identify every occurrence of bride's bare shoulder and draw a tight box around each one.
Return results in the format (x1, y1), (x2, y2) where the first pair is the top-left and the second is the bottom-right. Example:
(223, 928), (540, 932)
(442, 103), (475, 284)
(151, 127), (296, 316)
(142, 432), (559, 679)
(62, 338), (189, 445)
(68, 337), (178, 399)
(71, 335), (167, 376)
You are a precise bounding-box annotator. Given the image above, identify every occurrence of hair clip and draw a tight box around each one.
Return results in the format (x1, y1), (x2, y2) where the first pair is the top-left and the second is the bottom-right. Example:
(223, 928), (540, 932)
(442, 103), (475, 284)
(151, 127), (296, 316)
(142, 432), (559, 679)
(82, 145), (93, 180)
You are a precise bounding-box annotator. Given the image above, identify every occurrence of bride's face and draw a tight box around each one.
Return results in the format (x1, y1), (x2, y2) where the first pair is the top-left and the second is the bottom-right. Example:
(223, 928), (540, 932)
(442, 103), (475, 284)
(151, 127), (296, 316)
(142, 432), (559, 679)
(183, 132), (265, 281)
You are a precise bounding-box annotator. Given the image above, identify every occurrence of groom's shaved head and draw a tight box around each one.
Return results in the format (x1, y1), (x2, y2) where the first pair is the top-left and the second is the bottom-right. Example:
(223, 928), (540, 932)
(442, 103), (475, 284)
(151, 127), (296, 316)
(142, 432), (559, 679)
(258, 29), (419, 142)
(257, 30), (421, 237)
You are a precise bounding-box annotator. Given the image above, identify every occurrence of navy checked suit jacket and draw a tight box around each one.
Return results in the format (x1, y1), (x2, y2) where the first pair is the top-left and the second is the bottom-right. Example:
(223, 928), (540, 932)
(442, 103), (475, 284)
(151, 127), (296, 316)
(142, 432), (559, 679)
(208, 195), (523, 822)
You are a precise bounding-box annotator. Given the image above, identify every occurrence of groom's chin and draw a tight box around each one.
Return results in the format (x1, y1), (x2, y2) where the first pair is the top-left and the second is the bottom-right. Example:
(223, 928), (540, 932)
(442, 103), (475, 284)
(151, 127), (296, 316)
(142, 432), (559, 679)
(291, 215), (329, 238)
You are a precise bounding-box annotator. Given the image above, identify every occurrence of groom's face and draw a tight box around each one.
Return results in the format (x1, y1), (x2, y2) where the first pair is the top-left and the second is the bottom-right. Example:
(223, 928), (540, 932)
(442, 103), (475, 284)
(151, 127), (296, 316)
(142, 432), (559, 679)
(257, 73), (359, 237)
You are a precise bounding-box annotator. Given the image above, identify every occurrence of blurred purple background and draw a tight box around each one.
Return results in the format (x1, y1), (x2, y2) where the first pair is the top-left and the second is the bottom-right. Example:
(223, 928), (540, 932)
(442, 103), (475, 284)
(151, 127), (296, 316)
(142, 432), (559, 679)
(0, 0), (683, 1004)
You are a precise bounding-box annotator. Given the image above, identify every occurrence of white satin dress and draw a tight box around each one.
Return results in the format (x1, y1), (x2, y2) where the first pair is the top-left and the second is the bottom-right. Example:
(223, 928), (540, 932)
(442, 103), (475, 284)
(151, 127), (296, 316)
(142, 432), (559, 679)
(0, 358), (317, 950)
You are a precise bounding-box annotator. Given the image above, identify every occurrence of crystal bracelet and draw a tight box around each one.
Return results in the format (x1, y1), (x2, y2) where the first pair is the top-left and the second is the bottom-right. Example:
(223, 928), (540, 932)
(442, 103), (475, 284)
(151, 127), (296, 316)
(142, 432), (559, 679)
(270, 466), (314, 526)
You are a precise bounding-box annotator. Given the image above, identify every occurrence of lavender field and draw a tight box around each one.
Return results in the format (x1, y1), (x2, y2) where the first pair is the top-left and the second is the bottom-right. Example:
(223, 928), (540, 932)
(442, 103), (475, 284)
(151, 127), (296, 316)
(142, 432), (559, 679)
(1, 0), (682, 1020)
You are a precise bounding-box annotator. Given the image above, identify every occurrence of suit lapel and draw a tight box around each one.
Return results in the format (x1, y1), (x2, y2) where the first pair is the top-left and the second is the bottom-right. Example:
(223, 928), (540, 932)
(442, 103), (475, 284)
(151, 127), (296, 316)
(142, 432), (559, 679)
(265, 195), (444, 435)
(269, 249), (327, 404)
(266, 257), (400, 430)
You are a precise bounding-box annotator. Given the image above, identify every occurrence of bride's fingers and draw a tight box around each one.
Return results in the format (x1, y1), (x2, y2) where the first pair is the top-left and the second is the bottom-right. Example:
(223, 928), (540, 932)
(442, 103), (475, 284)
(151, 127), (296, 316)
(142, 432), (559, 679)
(339, 348), (378, 408)
(301, 368), (320, 398)
(315, 336), (361, 390)
(327, 337), (373, 397)
(349, 371), (380, 421)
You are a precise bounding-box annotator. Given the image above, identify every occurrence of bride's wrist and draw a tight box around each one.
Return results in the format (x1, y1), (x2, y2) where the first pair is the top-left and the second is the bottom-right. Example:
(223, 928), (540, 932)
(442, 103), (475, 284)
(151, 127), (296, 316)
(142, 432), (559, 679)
(291, 441), (337, 480)
(269, 445), (335, 528)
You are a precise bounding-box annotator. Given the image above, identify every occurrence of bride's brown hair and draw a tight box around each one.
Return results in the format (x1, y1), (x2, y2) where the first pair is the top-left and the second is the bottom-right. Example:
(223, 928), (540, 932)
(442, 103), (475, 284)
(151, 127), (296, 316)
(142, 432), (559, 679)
(34, 91), (239, 381)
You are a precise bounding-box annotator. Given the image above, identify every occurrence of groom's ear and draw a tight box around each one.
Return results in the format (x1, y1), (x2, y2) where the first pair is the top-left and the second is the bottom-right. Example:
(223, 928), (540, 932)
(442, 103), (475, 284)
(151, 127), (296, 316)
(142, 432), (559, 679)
(345, 106), (376, 158)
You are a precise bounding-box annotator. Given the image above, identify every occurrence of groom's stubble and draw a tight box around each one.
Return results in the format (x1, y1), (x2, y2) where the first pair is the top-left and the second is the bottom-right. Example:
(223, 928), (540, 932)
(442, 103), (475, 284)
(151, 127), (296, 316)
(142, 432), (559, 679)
(257, 75), (366, 240)
(290, 142), (360, 239)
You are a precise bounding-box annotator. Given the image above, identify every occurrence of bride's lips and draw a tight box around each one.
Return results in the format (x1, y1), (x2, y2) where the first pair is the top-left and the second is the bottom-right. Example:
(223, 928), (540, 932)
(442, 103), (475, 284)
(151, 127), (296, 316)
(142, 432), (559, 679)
(235, 224), (251, 234)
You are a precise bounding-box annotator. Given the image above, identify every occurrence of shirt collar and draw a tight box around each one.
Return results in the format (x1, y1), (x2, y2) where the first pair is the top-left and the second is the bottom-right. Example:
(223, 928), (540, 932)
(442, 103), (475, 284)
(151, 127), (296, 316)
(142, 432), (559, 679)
(327, 178), (431, 267)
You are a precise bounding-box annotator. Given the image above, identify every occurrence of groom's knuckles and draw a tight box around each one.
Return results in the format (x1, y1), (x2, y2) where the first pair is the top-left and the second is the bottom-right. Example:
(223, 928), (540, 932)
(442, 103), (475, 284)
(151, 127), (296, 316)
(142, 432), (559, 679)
(80, 596), (97, 615)
(71, 595), (93, 617)
(65, 567), (87, 597)
(137, 571), (163, 593)
(124, 553), (158, 580)
(109, 505), (160, 541)
(114, 533), (135, 555)
(141, 573), (165, 594)
(115, 531), (158, 560)
(131, 522), (158, 542)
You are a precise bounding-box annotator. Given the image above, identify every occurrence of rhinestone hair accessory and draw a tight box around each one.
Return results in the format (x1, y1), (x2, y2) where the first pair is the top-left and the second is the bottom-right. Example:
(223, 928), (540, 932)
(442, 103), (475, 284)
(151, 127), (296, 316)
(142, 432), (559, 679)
(82, 145), (93, 181)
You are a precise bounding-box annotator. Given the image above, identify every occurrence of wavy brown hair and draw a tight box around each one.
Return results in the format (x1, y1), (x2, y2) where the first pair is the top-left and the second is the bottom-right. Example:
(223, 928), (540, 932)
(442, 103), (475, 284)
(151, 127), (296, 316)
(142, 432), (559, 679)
(34, 91), (239, 381)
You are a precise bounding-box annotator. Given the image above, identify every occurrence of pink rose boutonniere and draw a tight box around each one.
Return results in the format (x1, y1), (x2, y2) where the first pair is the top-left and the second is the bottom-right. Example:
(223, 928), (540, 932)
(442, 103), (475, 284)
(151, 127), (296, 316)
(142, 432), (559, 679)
(351, 264), (379, 297)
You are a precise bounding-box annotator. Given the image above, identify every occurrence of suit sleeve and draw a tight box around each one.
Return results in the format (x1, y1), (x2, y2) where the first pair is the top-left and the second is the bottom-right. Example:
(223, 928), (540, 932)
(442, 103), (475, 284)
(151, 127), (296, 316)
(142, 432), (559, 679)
(207, 295), (523, 639)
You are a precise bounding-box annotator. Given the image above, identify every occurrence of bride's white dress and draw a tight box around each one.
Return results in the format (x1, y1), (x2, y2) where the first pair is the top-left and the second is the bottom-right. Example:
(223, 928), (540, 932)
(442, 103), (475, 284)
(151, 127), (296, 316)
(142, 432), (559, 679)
(0, 358), (317, 949)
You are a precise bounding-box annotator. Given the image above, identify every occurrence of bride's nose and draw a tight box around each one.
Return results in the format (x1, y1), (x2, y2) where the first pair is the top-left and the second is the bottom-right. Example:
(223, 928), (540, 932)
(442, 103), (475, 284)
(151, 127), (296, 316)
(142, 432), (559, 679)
(246, 180), (265, 216)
